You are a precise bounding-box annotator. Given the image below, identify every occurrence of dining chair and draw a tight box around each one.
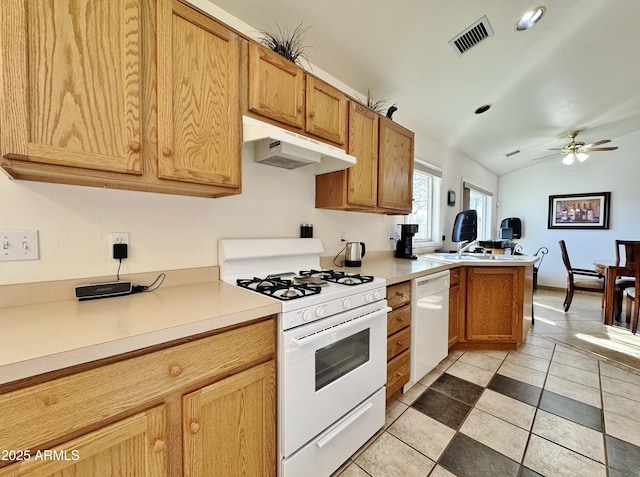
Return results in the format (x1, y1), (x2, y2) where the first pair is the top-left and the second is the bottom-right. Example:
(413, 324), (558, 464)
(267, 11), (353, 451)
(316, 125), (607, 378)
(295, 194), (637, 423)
(625, 286), (639, 334)
(558, 240), (605, 312)
(612, 240), (640, 323)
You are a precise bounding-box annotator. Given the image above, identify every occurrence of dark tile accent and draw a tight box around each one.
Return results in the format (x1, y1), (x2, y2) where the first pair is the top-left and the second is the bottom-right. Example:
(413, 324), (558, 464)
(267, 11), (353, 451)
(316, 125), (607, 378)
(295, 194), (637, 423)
(431, 372), (484, 406)
(439, 433), (520, 477)
(487, 374), (542, 407)
(606, 435), (640, 477)
(520, 467), (544, 477)
(412, 389), (471, 430)
(539, 390), (603, 432)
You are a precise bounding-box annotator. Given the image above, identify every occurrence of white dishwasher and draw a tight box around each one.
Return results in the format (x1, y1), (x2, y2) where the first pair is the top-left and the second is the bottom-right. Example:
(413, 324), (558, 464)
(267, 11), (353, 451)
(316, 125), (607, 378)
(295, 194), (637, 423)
(404, 270), (450, 392)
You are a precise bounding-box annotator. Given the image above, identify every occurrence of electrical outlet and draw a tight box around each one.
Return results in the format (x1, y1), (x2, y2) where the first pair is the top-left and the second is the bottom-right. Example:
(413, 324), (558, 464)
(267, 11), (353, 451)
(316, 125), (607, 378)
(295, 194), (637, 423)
(110, 232), (130, 246)
(338, 231), (346, 245)
(0, 229), (39, 262)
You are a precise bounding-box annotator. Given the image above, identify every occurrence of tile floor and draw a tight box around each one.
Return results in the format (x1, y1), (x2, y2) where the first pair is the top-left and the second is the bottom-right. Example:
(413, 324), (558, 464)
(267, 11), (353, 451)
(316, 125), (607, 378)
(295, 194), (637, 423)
(334, 289), (640, 477)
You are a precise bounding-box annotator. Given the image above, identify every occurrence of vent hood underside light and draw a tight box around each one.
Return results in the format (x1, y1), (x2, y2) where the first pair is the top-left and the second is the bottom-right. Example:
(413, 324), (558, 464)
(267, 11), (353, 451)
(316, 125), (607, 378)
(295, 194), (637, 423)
(242, 116), (356, 174)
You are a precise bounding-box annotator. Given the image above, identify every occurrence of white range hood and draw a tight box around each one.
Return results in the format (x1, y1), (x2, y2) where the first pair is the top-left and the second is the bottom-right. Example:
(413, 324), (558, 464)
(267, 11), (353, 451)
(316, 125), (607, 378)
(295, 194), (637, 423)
(242, 116), (356, 174)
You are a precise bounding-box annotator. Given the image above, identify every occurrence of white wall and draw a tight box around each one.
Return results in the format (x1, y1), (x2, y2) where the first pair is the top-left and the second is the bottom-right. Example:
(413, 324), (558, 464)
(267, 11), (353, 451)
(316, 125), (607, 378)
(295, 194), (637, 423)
(0, 1), (495, 286)
(497, 129), (640, 288)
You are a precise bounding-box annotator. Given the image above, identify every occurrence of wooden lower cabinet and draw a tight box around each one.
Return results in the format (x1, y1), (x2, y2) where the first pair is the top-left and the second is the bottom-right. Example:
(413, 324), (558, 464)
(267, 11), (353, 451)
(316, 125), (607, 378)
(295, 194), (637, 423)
(0, 406), (167, 477)
(0, 318), (276, 476)
(183, 361), (276, 477)
(386, 281), (411, 400)
(450, 266), (530, 350)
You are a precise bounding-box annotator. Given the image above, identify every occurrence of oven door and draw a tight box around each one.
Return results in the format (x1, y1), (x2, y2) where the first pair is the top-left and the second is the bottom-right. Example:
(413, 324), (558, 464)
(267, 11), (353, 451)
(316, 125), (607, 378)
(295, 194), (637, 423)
(281, 301), (389, 457)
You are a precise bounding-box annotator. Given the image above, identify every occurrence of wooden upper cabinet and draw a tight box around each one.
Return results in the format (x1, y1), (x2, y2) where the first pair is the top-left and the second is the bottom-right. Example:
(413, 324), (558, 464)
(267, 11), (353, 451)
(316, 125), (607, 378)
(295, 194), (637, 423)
(248, 42), (305, 129)
(0, 0), (142, 174)
(156, 0), (242, 188)
(315, 102), (415, 214)
(378, 117), (414, 213)
(347, 102), (379, 207)
(305, 76), (346, 145)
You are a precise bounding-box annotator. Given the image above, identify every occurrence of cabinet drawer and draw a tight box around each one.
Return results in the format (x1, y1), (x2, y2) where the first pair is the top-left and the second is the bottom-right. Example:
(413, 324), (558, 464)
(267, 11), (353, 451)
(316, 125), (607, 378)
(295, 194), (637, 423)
(386, 350), (410, 399)
(0, 318), (275, 453)
(387, 327), (411, 361)
(387, 281), (411, 309)
(387, 305), (411, 336)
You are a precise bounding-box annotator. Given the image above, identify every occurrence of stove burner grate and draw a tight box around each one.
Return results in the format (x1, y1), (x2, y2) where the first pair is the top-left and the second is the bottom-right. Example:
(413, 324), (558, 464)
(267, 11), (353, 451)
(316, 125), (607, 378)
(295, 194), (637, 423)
(298, 269), (374, 286)
(237, 277), (321, 300)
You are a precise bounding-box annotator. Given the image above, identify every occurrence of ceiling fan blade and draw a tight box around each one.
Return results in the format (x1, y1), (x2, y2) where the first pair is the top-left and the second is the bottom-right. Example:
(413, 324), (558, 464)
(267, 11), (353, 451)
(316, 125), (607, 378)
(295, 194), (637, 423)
(583, 139), (611, 148)
(532, 151), (562, 161)
(547, 148), (563, 151)
(583, 146), (618, 152)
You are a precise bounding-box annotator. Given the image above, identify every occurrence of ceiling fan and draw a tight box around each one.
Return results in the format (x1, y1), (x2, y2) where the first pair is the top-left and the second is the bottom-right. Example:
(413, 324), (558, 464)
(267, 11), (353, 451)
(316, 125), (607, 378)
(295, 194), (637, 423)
(534, 130), (619, 165)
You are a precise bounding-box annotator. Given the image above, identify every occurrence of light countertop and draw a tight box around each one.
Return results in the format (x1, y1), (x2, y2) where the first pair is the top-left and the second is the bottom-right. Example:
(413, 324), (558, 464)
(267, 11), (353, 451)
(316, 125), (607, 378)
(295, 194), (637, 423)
(1, 254), (537, 386)
(323, 252), (539, 286)
(0, 279), (280, 385)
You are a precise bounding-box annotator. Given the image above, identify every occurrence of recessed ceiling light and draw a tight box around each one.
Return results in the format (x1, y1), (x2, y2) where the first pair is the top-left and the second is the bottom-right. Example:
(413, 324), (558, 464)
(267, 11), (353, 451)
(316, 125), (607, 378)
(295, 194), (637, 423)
(515, 6), (546, 31)
(475, 104), (491, 114)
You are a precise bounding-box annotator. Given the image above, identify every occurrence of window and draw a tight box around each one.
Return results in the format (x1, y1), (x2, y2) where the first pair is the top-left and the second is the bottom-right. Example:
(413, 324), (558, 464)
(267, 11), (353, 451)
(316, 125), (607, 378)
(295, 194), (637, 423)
(462, 180), (493, 240)
(407, 160), (442, 245)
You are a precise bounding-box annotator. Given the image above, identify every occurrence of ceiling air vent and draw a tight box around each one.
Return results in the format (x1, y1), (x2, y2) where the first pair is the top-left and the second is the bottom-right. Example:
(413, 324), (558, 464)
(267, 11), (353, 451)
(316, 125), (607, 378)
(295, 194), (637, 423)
(449, 16), (494, 56)
(504, 149), (522, 158)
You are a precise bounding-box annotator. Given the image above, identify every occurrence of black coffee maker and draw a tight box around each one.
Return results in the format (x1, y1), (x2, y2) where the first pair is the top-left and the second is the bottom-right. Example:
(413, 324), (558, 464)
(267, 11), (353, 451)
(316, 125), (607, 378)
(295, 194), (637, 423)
(395, 224), (419, 259)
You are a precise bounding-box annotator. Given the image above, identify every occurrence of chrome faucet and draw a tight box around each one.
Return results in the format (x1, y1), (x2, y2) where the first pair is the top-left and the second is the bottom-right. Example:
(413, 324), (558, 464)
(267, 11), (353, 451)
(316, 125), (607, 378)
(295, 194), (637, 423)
(456, 240), (478, 258)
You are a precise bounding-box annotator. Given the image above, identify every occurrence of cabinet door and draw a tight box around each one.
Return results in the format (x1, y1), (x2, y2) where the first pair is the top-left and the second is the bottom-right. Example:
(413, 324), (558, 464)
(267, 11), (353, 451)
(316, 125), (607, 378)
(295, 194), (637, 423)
(156, 0), (242, 188)
(0, 406), (167, 477)
(0, 0), (142, 174)
(347, 102), (378, 207)
(305, 76), (346, 145)
(248, 43), (304, 129)
(378, 117), (414, 212)
(466, 267), (523, 341)
(183, 361), (276, 477)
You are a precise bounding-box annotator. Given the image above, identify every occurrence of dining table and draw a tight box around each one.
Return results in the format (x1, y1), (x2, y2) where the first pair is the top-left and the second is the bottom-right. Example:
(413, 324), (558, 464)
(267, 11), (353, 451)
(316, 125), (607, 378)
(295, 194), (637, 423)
(594, 258), (635, 325)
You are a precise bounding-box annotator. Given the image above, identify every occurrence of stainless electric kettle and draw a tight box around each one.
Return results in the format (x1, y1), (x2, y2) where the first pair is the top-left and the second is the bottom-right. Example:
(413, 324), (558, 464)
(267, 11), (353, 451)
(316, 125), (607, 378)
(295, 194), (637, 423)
(344, 242), (366, 267)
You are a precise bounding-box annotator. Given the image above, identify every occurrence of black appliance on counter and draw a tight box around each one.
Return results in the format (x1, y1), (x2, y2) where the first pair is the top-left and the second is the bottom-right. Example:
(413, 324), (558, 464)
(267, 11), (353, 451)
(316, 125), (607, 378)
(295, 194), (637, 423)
(395, 224), (418, 259)
(500, 217), (522, 239)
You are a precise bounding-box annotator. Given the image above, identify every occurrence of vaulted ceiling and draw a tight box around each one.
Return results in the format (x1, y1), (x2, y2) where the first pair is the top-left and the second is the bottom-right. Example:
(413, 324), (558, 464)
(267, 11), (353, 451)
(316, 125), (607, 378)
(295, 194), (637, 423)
(209, 0), (640, 176)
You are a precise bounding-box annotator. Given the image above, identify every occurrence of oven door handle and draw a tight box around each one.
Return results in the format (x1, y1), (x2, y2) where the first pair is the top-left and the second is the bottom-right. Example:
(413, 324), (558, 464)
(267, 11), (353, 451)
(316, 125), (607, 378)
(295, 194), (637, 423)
(316, 401), (374, 448)
(291, 306), (391, 348)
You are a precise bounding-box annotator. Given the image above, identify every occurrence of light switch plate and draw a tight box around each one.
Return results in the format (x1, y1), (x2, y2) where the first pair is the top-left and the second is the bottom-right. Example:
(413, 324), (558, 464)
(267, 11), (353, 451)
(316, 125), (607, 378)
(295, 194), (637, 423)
(0, 229), (40, 262)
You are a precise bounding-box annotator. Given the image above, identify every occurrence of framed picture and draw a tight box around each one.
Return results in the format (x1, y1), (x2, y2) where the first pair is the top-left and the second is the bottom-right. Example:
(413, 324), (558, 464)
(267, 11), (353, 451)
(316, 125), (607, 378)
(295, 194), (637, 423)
(548, 192), (611, 229)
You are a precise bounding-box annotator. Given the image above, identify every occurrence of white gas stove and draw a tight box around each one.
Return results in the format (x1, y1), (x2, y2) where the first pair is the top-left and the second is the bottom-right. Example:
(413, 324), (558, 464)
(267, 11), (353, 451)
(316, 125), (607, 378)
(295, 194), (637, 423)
(219, 238), (386, 329)
(219, 238), (388, 477)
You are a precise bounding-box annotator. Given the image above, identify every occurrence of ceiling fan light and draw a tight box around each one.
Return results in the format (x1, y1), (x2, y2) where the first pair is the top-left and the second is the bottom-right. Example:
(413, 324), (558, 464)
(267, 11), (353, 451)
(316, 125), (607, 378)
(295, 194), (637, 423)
(562, 154), (575, 165)
(577, 152), (589, 162)
(516, 7), (546, 31)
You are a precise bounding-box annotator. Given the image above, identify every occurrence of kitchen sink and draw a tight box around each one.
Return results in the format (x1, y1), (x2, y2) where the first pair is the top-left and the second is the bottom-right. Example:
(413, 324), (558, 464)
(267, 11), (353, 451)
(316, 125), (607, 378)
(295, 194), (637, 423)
(420, 253), (529, 262)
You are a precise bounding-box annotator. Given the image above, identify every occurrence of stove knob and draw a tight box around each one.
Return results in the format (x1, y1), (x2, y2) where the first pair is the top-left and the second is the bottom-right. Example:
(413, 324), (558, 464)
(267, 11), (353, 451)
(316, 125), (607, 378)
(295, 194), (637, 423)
(373, 290), (383, 301)
(342, 298), (352, 309)
(315, 306), (326, 318)
(302, 310), (313, 322)
(365, 293), (373, 303)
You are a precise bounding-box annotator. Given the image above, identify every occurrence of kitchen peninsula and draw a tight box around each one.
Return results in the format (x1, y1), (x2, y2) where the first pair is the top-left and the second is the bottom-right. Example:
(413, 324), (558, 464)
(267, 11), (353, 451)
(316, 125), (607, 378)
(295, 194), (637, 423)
(323, 252), (538, 351)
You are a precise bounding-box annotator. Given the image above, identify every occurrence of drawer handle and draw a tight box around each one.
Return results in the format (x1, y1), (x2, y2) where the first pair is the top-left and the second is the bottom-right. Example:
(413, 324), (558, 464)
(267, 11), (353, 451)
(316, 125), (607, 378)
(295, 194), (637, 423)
(170, 365), (183, 377)
(395, 371), (403, 377)
(129, 141), (141, 152)
(397, 340), (405, 346)
(190, 422), (200, 434)
(162, 147), (172, 157)
(153, 439), (166, 453)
